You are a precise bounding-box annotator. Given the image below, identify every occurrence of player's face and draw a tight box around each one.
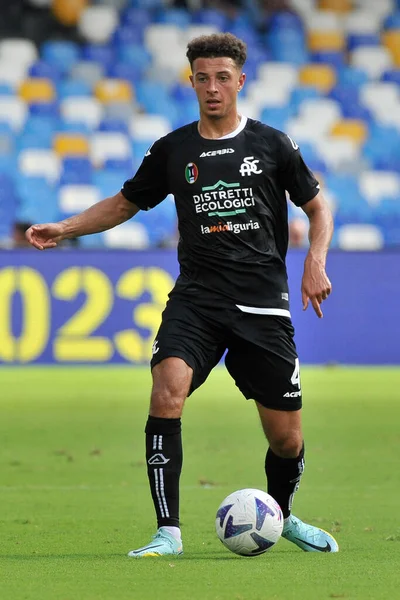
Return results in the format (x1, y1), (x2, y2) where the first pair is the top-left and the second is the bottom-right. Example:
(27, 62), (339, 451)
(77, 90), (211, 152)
(190, 57), (245, 120)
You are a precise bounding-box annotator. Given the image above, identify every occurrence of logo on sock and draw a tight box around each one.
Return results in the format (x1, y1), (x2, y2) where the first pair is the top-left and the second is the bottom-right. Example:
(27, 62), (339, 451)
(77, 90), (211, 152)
(148, 453), (170, 465)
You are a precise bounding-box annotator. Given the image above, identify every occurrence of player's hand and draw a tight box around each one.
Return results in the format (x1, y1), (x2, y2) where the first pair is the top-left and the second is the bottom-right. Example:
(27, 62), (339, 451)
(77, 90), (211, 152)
(301, 255), (332, 318)
(25, 222), (66, 250)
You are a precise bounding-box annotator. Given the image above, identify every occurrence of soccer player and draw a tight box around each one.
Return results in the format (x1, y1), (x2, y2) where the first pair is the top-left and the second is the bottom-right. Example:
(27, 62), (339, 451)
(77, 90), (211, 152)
(26, 33), (338, 556)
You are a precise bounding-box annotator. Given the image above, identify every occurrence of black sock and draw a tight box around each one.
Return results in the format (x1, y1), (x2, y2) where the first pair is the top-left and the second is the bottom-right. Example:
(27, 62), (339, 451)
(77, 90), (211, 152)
(265, 443), (305, 518)
(145, 416), (182, 528)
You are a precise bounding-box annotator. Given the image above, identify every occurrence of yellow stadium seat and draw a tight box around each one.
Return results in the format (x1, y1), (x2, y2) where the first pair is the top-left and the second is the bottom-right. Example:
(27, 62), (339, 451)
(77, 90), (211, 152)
(54, 134), (89, 157)
(19, 78), (55, 103)
(95, 79), (133, 103)
(180, 65), (192, 84)
(331, 120), (368, 145)
(52, 0), (88, 26)
(308, 31), (345, 52)
(299, 64), (336, 93)
(382, 30), (400, 67)
(318, 0), (352, 13)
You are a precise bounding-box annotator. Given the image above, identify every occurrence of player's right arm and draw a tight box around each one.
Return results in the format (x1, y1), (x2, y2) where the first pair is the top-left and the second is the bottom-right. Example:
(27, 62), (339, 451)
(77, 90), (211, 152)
(26, 192), (139, 250)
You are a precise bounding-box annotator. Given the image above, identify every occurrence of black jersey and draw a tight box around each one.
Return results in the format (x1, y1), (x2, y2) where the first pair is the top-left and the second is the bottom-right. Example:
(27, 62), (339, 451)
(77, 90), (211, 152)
(121, 117), (319, 310)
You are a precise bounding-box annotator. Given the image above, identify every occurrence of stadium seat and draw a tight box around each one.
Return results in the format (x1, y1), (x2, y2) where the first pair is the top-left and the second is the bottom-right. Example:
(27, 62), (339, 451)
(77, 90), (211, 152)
(308, 31), (345, 52)
(60, 157), (93, 185)
(18, 149), (60, 183)
(350, 46), (393, 79)
(29, 61), (63, 82)
(16, 175), (59, 223)
(382, 30), (400, 66)
(57, 79), (92, 98)
(78, 6), (119, 44)
(52, 0), (87, 26)
(359, 170), (400, 204)
(359, 81), (400, 119)
(60, 97), (103, 130)
(90, 132), (132, 167)
(318, 0), (352, 12)
(0, 97), (27, 131)
(246, 81), (291, 109)
(299, 64), (336, 92)
(299, 97), (342, 129)
(130, 114), (171, 141)
(0, 38), (38, 68)
(331, 119), (368, 144)
(41, 41), (80, 74)
(70, 61), (105, 86)
(257, 62), (298, 91)
(95, 79), (133, 103)
(103, 222), (150, 249)
(337, 223), (384, 250)
(58, 184), (100, 214)
(316, 136), (361, 171)
(54, 134), (90, 157)
(19, 78), (56, 103)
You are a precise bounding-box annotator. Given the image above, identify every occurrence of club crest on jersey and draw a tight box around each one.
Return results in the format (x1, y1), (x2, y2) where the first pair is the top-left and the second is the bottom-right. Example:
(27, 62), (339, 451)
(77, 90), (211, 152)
(239, 156), (262, 177)
(185, 162), (198, 184)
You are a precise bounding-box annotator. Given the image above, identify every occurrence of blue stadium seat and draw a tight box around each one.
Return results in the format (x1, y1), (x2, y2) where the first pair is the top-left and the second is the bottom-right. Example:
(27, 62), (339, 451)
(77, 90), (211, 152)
(336, 66), (369, 88)
(29, 102), (59, 118)
(347, 33), (381, 51)
(135, 80), (172, 112)
(289, 86), (320, 111)
(311, 51), (345, 68)
(383, 11), (400, 29)
(107, 62), (145, 83)
(60, 157), (93, 186)
(16, 176), (59, 223)
(99, 118), (129, 134)
(0, 153), (17, 177)
(113, 25), (144, 47)
(0, 83), (13, 95)
(334, 195), (374, 226)
(29, 61), (63, 82)
(57, 80), (93, 98)
(81, 44), (115, 70)
(192, 8), (228, 29)
(260, 106), (294, 131)
(41, 41), (80, 74)
(104, 158), (134, 173)
(16, 131), (53, 150)
(0, 185), (17, 240)
(116, 44), (152, 71)
(155, 8), (191, 27)
(267, 11), (304, 32)
(381, 69), (400, 85)
(93, 170), (128, 198)
(121, 7), (152, 29)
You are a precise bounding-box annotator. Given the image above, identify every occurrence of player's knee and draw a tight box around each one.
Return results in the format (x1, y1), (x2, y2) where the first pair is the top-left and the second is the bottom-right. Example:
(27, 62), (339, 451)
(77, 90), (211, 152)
(150, 388), (185, 418)
(269, 433), (303, 458)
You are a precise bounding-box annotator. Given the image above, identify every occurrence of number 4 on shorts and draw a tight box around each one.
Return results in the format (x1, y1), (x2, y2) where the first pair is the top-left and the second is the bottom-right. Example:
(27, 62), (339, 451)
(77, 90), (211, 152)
(291, 358), (301, 390)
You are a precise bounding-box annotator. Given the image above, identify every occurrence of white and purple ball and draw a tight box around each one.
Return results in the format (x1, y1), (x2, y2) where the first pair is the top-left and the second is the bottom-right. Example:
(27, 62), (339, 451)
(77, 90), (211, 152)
(215, 488), (283, 556)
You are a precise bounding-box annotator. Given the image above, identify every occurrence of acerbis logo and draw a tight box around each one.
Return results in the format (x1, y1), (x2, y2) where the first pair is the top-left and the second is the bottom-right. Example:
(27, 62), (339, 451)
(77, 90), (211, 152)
(148, 453), (170, 465)
(200, 149), (234, 157)
(283, 391), (302, 398)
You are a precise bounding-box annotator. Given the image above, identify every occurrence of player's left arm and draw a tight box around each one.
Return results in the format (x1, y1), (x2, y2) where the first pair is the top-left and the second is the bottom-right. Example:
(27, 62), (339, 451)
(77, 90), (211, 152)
(300, 191), (334, 318)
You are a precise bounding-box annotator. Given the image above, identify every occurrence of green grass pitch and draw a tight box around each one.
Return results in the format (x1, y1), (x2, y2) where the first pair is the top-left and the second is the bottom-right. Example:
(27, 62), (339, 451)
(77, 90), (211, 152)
(1, 366), (399, 600)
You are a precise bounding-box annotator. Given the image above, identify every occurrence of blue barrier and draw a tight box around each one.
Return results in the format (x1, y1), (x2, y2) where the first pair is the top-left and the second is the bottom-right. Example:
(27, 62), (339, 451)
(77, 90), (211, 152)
(0, 249), (398, 365)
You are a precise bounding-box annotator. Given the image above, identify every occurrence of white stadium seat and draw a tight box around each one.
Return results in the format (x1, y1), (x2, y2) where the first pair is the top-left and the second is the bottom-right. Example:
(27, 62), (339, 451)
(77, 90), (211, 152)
(0, 61), (28, 89)
(0, 38), (38, 67)
(18, 149), (60, 183)
(246, 81), (291, 108)
(130, 114), (172, 141)
(257, 62), (298, 91)
(0, 96), (27, 131)
(316, 137), (361, 171)
(343, 10), (384, 35)
(359, 171), (400, 204)
(350, 46), (393, 80)
(60, 96), (103, 129)
(306, 10), (343, 32)
(78, 6), (119, 44)
(337, 224), (384, 250)
(359, 82), (400, 117)
(90, 132), (132, 166)
(103, 223), (150, 249)
(59, 185), (101, 214)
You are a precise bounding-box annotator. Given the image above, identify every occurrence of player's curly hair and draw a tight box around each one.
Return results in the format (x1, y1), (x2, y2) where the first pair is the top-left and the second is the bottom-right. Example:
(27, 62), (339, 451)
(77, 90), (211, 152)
(186, 33), (247, 71)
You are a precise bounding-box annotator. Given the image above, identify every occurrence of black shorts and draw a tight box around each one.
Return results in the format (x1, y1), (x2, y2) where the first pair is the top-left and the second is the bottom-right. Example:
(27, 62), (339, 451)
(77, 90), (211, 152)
(151, 291), (302, 411)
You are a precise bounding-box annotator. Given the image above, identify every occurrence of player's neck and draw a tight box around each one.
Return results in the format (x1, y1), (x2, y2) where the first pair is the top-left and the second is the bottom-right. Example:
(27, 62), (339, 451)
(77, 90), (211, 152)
(197, 112), (241, 140)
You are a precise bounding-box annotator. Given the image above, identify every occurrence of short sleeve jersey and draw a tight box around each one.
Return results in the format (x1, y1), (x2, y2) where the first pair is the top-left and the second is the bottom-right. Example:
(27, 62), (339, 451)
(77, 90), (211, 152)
(122, 117), (319, 309)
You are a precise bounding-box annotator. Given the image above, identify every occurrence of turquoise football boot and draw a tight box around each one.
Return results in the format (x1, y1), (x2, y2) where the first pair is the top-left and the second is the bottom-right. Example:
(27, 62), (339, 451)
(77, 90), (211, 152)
(282, 515), (339, 552)
(127, 528), (183, 558)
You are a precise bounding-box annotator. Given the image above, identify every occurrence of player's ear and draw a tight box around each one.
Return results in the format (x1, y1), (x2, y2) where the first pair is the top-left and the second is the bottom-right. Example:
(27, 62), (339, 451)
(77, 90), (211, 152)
(238, 72), (246, 92)
(189, 74), (194, 88)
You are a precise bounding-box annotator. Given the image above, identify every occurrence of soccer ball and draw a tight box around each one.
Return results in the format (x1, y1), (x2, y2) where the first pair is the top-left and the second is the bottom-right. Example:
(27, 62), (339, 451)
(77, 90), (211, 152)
(215, 488), (283, 556)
